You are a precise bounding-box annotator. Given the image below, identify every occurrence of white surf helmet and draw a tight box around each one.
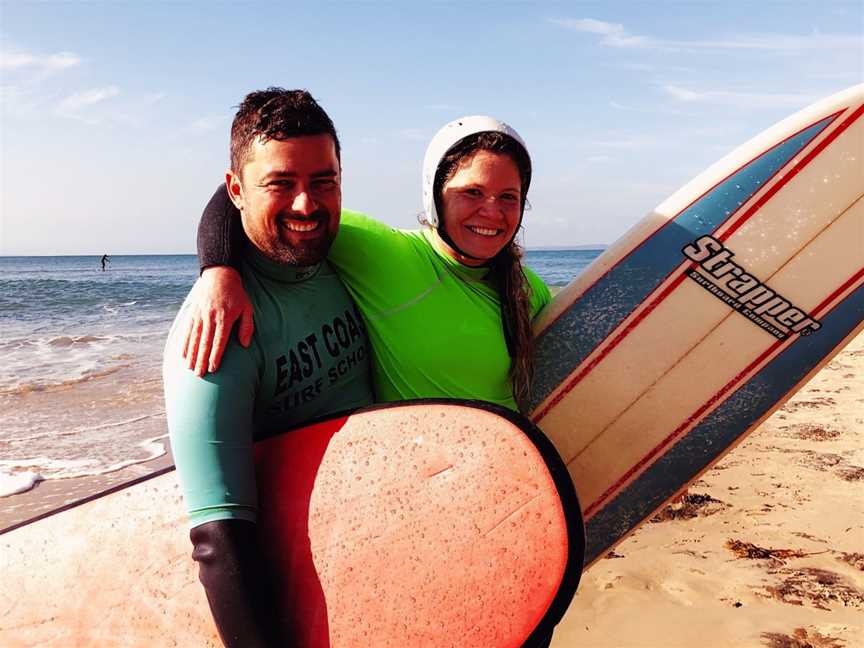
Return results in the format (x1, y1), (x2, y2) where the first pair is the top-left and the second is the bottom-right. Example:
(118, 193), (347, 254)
(421, 115), (530, 228)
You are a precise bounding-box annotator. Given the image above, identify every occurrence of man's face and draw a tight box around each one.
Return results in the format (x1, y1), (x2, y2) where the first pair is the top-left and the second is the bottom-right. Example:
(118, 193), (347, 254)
(227, 134), (341, 266)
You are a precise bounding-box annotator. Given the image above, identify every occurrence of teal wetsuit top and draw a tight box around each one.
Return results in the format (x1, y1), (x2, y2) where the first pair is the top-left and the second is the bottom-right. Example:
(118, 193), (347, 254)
(329, 211), (551, 412)
(163, 246), (373, 528)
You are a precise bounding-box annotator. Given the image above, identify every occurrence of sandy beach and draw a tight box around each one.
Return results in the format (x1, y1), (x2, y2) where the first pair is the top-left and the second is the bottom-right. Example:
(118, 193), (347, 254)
(553, 333), (864, 648)
(2, 328), (860, 646)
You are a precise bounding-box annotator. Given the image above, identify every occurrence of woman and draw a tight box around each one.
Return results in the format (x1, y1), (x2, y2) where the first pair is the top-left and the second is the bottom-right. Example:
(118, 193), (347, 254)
(188, 116), (551, 414)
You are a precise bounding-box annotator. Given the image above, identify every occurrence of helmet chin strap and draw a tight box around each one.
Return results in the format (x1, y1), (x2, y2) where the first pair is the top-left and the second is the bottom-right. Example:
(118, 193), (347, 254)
(436, 223), (486, 263)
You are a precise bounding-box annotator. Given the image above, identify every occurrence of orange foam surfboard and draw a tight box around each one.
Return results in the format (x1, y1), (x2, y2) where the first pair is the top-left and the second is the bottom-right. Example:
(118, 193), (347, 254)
(0, 400), (583, 648)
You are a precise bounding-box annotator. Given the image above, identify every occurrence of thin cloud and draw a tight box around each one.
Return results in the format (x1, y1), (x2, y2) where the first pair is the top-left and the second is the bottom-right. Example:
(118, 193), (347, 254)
(0, 49), (80, 71)
(663, 85), (817, 109)
(1, 48), (83, 114)
(143, 92), (167, 105)
(58, 86), (120, 111)
(602, 98), (699, 118)
(3, 47), (163, 127)
(55, 86), (121, 124)
(552, 18), (862, 53)
(552, 18), (649, 47)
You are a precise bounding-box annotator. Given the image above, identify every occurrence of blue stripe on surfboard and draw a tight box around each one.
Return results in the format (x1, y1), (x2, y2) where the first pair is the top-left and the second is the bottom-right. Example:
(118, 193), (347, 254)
(583, 279), (864, 564)
(529, 115), (837, 413)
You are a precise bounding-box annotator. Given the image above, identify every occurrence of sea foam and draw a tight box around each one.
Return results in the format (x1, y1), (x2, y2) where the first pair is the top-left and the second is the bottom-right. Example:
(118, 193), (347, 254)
(0, 470), (43, 498)
(0, 435), (168, 484)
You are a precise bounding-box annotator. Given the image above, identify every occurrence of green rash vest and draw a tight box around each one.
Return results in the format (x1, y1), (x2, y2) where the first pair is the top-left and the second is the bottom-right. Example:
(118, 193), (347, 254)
(329, 210), (551, 412)
(163, 247), (373, 528)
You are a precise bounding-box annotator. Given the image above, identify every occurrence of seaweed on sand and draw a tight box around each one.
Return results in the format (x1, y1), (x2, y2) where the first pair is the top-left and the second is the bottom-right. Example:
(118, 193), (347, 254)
(650, 492), (728, 522)
(761, 627), (845, 648)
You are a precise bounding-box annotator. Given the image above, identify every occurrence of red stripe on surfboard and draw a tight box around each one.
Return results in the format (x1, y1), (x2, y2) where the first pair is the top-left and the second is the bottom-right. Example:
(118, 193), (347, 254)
(532, 103), (862, 425)
(536, 106), (849, 338)
(533, 271), (689, 423)
(574, 193), (863, 513)
(721, 102), (864, 241)
(816, 267), (864, 316)
(582, 266), (864, 519)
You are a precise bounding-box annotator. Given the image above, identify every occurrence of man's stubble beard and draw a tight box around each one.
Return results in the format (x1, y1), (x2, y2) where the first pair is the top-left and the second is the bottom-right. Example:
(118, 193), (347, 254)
(265, 234), (334, 266)
(248, 207), (337, 267)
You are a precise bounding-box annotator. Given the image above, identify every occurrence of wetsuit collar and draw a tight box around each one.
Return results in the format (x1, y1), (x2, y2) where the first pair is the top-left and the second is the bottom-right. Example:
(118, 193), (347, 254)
(243, 241), (322, 283)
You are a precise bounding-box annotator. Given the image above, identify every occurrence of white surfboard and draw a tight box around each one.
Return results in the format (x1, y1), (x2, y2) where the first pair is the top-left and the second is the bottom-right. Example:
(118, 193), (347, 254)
(529, 84), (864, 565)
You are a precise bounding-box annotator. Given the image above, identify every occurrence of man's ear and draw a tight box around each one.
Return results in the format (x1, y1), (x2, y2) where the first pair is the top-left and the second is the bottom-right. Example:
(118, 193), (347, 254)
(225, 170), (244, 211)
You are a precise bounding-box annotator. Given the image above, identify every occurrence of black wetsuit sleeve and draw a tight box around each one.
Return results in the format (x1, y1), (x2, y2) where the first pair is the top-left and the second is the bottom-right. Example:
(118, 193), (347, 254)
(190, 519), (288, 648)
(197, 184), (245, 272)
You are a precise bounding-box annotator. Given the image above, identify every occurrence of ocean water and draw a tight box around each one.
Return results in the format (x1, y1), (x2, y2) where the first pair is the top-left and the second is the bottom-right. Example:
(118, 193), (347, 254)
(0, 249), (601, 499)
(526, 249), (601, 287)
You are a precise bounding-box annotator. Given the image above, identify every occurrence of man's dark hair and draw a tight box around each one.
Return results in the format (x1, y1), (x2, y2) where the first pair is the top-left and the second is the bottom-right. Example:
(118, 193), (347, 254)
(230, 88), (341, 174)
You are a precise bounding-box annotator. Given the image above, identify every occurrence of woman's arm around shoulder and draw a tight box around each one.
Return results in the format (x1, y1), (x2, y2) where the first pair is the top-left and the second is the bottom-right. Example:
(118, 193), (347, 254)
(186, 184), (255, 375)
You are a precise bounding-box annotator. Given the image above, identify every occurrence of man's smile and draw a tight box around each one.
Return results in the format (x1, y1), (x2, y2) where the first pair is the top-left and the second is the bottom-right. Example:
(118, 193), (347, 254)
(280, 218), (321, 233)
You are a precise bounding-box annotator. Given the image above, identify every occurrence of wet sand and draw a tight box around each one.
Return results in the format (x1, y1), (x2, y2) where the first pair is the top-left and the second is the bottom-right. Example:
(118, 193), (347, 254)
(0, 363), (168, 532)
(0, 452), (174, 532)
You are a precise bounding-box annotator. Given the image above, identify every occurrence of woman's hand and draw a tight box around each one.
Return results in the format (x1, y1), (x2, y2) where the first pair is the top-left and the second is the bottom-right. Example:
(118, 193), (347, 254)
(182, 267), (255, 376)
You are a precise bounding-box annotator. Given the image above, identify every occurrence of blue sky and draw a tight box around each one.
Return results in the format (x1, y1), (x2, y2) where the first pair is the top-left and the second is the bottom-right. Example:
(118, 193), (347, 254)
(1, 1), (861, 255)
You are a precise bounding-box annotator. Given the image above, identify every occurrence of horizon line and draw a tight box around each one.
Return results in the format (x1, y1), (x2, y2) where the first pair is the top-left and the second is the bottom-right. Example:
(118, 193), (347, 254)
(0, 245), (610, 258)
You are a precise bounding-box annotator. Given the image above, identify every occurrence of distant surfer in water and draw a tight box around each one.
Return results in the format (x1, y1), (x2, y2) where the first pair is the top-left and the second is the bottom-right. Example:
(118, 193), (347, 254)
(163, 89), (374, 647)
(187, 113), (570, 646)
(100, 254), (109, 271)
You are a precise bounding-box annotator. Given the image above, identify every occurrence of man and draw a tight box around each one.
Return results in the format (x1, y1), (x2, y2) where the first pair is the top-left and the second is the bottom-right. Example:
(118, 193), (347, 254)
(163, 88), (373, 647)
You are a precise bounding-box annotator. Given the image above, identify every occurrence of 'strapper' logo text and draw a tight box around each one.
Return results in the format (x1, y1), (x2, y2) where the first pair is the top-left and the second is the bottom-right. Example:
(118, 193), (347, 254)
(682, 235), (821, 340)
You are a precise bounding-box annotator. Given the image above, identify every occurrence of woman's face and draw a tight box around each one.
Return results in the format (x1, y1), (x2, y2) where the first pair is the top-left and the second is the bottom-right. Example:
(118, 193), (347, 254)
(438, 150), (522, 266)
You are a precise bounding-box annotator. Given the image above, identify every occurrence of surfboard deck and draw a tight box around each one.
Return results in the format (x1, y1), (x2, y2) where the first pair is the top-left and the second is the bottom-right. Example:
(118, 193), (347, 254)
(529, 83), (864, 567)
(0, 400), (583, 648)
